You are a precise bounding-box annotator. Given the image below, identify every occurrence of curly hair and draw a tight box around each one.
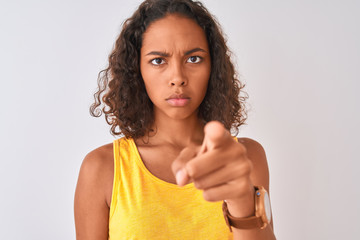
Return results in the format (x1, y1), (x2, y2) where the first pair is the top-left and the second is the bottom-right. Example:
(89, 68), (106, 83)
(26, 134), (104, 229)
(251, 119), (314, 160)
(90, 0), (248, 138)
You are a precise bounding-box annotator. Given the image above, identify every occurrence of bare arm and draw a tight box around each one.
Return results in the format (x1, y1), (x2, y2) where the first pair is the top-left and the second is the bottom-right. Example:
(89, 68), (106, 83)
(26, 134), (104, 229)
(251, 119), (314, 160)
(74, 145), (113, 240)
(230, 137), (275, 239)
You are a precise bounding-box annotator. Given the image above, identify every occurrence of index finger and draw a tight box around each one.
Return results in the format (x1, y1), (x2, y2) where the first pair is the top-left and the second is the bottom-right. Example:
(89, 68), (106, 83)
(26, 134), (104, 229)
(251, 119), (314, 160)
(200, 121), (232, 152)
(171, 147), (197, 186)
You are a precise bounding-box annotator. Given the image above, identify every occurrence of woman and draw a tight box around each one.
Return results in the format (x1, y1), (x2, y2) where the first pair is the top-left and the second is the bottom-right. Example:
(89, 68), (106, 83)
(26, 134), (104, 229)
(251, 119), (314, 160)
(74, 0), (276, 239)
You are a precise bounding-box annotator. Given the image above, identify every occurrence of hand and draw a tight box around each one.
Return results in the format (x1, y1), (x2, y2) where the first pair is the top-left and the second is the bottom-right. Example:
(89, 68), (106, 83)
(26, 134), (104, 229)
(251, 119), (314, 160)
(171, 121), (255, 208)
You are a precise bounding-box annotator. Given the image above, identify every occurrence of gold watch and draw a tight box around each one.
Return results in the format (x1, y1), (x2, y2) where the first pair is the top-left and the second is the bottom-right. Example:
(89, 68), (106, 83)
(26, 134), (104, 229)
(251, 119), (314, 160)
(222, 186), (272, 231)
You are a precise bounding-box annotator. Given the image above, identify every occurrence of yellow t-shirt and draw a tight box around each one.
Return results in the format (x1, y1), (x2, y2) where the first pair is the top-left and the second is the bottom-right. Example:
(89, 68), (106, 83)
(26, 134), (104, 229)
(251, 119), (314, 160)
(108, 137), (233, 240)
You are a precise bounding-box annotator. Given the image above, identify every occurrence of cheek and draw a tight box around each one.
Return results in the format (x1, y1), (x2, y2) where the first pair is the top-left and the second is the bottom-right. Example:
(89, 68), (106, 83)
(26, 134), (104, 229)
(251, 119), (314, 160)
(140, 64), (156, 94)
(192, 67), (210, 91)
(141, 72), (164, 103)
(143, 79), (157, 100)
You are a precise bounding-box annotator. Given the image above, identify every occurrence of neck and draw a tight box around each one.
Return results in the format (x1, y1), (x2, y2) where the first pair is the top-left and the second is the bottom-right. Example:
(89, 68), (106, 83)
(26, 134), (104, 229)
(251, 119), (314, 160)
(142, 109), (205, 148)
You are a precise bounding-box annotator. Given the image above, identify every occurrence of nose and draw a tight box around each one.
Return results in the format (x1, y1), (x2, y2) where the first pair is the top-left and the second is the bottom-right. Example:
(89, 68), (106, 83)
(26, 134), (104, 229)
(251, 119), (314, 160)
(169, 62), (187, 87)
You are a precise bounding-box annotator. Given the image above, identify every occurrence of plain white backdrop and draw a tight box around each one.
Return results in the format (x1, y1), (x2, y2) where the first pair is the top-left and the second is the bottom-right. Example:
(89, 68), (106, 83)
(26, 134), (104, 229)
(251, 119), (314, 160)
(1, 0), (359, 239)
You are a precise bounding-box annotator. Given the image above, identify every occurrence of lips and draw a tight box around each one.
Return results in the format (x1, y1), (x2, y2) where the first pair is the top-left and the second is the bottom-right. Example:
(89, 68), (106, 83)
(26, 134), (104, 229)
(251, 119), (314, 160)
(166, 93), (190, 107)
(166, 93), (190, 100)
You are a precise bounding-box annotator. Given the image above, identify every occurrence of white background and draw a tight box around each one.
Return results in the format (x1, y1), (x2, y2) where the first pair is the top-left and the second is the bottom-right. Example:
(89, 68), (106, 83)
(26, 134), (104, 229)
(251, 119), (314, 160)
(1, 0), (359, 239)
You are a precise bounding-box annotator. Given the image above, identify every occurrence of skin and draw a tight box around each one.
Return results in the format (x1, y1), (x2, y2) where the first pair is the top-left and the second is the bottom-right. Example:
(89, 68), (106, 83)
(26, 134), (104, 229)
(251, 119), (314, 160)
(74, 14), (275, 239)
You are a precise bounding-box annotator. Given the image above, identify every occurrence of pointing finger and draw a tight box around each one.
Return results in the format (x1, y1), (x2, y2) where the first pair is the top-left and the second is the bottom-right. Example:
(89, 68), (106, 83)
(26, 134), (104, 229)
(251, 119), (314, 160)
(201, 121), (231, 152)
(171, 147), (197, 186)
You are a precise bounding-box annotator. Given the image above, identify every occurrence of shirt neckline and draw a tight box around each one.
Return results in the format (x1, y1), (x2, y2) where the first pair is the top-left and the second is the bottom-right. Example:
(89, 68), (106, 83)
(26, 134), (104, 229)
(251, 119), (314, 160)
(128, 137), (195, 190)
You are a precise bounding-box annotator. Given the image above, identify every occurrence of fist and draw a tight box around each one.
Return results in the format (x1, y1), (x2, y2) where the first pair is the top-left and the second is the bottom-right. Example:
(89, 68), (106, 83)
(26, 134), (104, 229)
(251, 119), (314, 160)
(171, 121), (254, 202)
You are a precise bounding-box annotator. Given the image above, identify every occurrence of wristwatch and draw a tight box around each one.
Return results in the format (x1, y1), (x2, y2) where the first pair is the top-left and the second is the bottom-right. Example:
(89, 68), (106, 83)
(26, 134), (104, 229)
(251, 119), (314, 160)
(222, 186), (272, 231)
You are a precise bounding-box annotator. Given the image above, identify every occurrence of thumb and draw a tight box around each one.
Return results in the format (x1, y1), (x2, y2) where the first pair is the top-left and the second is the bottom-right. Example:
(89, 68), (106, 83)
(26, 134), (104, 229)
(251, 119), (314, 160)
(171, 147), (197, 186)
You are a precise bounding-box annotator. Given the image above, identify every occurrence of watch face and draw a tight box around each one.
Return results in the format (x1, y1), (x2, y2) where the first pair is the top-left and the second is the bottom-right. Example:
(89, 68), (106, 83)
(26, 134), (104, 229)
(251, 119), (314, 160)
(264, 192), (272, 223)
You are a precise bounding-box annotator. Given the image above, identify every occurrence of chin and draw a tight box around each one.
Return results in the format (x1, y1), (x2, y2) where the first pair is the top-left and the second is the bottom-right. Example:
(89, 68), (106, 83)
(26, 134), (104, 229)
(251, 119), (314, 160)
(163, 108), (198, 121)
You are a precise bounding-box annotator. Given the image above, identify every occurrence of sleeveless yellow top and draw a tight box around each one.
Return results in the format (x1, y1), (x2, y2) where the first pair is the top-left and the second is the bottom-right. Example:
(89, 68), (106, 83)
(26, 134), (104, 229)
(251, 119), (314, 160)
(109, 137), (233, 240)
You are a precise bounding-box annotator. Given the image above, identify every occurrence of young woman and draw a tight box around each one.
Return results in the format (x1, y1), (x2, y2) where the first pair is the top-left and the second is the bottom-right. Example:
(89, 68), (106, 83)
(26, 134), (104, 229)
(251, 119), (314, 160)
(74, 0), (276, 239)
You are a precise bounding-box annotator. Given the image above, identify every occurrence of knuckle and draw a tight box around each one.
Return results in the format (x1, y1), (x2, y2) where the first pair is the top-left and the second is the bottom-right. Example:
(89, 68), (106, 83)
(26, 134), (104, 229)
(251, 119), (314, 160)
(185, 161), (197, 177)
(194, 180), (203, 189)
(230, 159), (252, 178)
(203, 190), (216, 202)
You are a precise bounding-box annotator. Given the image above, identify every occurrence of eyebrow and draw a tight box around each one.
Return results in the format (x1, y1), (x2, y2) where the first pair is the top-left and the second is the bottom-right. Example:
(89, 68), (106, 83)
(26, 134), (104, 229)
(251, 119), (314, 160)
(145, 47), (207, 57)
(184, 47), (207, 55)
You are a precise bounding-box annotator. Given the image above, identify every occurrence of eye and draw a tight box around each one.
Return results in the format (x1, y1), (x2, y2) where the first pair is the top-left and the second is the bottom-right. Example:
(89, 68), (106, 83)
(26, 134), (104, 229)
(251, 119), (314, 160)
(150, 58), (165, 65)
(187, 56), (202, 63)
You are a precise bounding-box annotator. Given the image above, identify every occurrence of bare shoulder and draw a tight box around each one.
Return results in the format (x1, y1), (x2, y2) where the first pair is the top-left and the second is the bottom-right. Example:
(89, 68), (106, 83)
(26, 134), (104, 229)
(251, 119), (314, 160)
(237, 137), (270, 190)
(74, 142), (114, 240)
(78, 142), (114, 205)
(237, 137), (267, 162)
(81, 143), (114, 175)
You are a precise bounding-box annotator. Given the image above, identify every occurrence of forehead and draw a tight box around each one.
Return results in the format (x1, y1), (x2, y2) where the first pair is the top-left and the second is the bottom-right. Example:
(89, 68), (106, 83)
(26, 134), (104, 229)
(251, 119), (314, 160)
(141, 14), (209, 52)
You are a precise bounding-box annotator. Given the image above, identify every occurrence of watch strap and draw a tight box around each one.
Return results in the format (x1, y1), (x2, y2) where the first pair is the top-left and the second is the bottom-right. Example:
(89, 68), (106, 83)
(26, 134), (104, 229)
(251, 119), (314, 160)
(222, 200), (263, 231)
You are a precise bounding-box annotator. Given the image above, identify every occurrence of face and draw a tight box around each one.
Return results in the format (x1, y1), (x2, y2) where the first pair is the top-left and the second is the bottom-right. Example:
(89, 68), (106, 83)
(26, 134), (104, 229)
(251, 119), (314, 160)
(140, 14), (211, 121)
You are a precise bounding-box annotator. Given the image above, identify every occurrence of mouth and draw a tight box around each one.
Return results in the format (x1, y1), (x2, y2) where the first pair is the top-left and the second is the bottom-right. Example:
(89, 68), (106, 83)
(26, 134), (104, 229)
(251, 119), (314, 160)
(165, 93), (190, 107)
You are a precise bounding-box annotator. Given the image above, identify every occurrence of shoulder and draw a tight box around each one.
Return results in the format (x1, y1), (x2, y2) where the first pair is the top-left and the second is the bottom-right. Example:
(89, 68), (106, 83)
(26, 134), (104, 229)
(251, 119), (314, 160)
(76, 142), (114, 206)
(82, 143), (114, 169)
(237, 137), (266, 161)
(237, 137), (270, 190)
(80, 143), (114, 180)
(74, 142), (114, 238)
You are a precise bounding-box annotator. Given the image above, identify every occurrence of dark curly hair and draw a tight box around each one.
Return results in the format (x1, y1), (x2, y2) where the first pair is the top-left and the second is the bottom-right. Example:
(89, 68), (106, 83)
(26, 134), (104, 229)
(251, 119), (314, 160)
(90, 0), (248, 138)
